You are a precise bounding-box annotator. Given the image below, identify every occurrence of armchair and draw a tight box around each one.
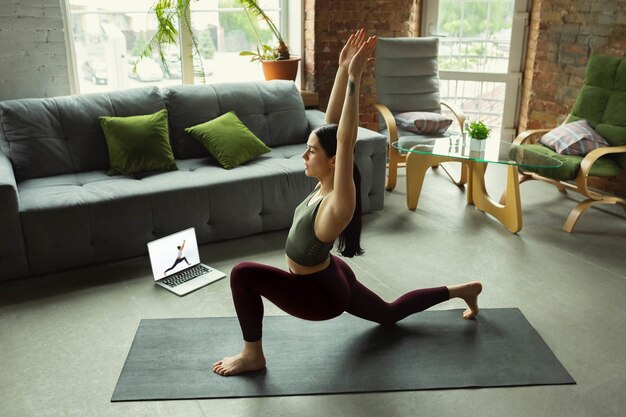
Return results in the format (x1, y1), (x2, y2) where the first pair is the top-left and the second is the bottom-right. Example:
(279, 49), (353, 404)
(373, 37), (466, 191)
(512, 54), (626, 232)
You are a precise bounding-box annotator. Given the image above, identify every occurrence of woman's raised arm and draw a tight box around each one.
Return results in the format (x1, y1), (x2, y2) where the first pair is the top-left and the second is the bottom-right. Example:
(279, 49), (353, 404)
(325, 29), (368, 125)
(322, 36), (378, 231)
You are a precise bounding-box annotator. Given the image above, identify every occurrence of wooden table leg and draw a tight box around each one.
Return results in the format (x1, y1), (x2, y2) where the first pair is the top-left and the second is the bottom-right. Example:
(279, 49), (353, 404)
(405, 153), (523, 233)
(469, 163), (522, 233)
(406, 152), (459, 210)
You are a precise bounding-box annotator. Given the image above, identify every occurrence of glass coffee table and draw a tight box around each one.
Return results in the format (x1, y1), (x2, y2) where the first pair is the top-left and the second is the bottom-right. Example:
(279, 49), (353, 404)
(393, 136), (562, 233)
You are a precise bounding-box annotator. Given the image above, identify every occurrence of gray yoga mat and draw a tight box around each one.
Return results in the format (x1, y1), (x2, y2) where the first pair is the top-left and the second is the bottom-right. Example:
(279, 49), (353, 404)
(111, 308), (575, 401)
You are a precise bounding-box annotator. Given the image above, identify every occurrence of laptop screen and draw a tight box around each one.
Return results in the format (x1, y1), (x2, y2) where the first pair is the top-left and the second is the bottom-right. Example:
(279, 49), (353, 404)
(147, 228), (201, 280)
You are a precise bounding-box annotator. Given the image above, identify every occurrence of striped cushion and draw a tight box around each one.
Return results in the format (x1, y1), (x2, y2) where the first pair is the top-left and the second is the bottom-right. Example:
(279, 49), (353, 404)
(394, 112), (453, 135)
(539, 119), (609, 156)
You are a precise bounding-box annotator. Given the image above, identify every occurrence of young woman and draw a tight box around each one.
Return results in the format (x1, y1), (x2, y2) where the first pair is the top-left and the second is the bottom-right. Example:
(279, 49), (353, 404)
(212, 30), (482, 377)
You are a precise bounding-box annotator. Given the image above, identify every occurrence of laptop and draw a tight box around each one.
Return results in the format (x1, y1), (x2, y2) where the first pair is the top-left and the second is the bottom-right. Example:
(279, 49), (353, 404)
(147, 227), (226, 296)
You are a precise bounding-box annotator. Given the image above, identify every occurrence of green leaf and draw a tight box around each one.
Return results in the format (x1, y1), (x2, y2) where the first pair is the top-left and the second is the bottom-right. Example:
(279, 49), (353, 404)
(467, 121), (491, 140)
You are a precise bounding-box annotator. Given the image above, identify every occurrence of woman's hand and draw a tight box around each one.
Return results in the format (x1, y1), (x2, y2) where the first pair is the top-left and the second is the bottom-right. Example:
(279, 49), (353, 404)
(325, 29), (374, 125)
(348, 36), (377, 79)
(338, 29), (368, 69)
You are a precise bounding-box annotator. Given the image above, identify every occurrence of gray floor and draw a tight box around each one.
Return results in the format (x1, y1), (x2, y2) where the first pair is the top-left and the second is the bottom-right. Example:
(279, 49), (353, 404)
(1, 164), (625, 417)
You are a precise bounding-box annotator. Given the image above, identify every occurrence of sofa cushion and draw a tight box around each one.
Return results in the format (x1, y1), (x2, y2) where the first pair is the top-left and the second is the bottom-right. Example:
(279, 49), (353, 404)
(16, 151), (316, 274)
(185, 111), (271, 169)
(100, 109), (177, 175)
(0, 87), (165, 182)
(164, 80), (309, 160)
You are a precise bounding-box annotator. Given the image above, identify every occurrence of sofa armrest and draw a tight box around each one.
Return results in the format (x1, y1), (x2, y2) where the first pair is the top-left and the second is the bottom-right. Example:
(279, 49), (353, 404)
(0, 151), (29, 281)
(305, 109), (327, 131)
(0, 151), (19, 211)
(354, 126), (387, 213)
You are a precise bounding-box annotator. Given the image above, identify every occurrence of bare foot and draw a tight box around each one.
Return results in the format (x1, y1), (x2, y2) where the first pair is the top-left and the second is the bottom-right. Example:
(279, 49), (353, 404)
(212, 340), (266, 377)
(448, 281), (482, 319)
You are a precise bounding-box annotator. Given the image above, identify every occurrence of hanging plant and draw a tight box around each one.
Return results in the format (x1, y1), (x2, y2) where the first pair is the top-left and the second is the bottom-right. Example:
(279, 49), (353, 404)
(141, 0), (207, 81)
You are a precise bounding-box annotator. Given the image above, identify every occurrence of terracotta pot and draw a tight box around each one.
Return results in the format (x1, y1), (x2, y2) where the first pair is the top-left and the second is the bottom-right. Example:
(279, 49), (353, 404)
(261, 58), (301, 81)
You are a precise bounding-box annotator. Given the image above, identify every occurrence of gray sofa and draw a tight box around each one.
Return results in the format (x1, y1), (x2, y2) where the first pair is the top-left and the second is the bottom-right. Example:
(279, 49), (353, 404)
(0, 80), (387, 281)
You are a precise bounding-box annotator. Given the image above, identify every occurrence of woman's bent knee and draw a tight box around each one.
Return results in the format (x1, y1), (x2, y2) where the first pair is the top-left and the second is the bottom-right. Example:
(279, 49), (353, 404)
(230, 262), (260, 287)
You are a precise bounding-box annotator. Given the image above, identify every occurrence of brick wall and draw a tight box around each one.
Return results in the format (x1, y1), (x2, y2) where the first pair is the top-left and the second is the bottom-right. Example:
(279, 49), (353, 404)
(305, 0), (625, 196)
(0, 0), (71, 101)
(304, 0), (420, 130)
(519, 0), (626, 195)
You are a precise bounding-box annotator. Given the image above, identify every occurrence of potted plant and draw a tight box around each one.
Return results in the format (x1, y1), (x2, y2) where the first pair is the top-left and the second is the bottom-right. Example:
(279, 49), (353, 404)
(238, 0), (300, 81)
(144, 0), (298, 82)
(466, 120), (491, 151)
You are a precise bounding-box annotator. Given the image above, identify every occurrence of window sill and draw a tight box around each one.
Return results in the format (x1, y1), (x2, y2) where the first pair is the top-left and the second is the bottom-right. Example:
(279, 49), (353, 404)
(300, 90), (319, 109)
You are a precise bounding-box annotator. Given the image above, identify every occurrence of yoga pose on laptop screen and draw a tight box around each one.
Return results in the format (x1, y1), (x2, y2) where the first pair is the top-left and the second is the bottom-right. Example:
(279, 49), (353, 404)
(213, 29), (482, 377)
(164, 240), (190, 276)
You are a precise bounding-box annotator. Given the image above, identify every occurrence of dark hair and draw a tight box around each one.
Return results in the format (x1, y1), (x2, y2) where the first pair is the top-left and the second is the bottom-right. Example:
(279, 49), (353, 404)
(313, 124), (364, 258)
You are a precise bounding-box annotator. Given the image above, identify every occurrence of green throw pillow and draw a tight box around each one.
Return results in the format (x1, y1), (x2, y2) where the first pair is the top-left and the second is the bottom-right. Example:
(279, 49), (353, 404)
(185, 111), (271, 169)
(99, 109), (177, 176)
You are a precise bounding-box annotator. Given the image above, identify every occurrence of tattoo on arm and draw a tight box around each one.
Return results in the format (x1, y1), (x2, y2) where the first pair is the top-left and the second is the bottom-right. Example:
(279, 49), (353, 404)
(348, 80), (355, 96)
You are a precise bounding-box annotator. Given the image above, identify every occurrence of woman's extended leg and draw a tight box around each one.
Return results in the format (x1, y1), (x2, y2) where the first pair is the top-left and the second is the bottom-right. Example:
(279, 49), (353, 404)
(334, 257), (482, 323)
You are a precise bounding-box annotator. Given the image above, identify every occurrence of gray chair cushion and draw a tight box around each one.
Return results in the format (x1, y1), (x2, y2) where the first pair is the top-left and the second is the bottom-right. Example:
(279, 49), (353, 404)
(375, 37), (442, 113)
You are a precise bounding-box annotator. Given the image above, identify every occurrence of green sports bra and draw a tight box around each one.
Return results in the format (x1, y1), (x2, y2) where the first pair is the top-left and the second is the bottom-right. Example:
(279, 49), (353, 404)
(285, 189), (334, 267)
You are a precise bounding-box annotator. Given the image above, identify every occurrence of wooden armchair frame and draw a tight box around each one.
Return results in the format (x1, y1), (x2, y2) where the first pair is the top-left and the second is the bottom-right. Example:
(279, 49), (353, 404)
(374, 101), (468, 191)
(512, 129), (626, 232)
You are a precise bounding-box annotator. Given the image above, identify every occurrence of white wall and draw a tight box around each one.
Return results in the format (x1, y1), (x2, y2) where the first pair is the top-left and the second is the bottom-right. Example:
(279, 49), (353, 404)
(0, 0), (71, 100)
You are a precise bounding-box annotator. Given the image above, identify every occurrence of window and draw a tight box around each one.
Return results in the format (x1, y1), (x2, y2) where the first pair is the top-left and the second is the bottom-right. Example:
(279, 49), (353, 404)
(423, 0), (529, 140)
(66, 0), (293, 94)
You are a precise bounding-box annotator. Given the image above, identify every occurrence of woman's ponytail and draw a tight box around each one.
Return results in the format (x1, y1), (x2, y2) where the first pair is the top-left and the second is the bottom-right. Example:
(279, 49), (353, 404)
(337, 162), (364, 257)
(313, 124), (364, 258)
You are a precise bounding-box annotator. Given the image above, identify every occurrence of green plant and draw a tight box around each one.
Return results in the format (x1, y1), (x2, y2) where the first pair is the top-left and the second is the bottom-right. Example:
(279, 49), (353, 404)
(131, 32), (149, 57)
(141, 0), (207, 81)
(466, 120), (491, 140)
(238, 0), (290, 62)
(144, 0), (289, 80)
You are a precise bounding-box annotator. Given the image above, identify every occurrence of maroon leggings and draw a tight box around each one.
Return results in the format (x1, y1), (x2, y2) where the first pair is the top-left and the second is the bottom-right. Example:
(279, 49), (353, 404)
(230, 255), (450, 342)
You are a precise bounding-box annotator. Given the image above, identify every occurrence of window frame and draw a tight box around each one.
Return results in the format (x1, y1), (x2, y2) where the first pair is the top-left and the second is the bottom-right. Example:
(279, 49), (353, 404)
(422, 0), (531, 140)
(64, 0), (298, 93)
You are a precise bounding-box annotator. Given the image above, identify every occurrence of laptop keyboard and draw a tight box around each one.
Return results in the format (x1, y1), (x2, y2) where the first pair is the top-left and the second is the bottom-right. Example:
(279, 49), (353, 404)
(162, 264), (213, 288)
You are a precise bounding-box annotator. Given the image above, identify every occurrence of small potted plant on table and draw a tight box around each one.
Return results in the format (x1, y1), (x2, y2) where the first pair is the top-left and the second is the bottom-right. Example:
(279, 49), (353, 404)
(466, 120), (491, 151)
